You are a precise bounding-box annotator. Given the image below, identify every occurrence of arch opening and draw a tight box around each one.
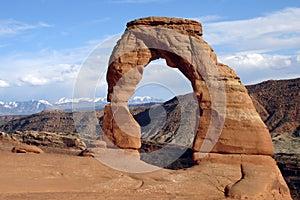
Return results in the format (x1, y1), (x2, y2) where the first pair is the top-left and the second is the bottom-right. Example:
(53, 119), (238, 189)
(103, 47), (213, 169)
(131, 57), (193, 101)
(126, 57), (197, 169)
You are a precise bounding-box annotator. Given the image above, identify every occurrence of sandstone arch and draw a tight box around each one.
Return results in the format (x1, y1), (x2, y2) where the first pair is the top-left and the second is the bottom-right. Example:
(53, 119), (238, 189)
(102, 17), (274, 161)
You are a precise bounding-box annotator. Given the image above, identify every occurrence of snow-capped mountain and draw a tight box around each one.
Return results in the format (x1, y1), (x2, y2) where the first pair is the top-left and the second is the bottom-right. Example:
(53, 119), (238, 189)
(55, 97), (107, 105)
(128, 96), (163, 104)
(0, 96), (163, 116)
(0, 100), (53, 116)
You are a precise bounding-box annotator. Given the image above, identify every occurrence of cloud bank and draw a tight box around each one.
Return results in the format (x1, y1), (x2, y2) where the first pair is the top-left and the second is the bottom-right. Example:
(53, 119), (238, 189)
(203, 7), (300, 52)
(200, 7), (300, 84)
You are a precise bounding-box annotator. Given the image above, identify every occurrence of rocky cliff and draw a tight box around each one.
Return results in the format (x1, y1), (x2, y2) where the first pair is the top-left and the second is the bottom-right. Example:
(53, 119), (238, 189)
(246, 78), (299, 137)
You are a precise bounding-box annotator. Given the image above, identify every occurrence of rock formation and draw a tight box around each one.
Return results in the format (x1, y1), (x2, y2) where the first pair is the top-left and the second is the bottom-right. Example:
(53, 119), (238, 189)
(100, 17), (291, 199)
(1, 130), (86, 150)
(0, 110), (76, 134)
(12, 144), (44, 154)
(102, 16), (273, 156)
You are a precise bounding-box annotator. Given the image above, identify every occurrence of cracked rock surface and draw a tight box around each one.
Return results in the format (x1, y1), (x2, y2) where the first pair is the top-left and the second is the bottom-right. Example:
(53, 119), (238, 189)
(0, 142), (292, 200)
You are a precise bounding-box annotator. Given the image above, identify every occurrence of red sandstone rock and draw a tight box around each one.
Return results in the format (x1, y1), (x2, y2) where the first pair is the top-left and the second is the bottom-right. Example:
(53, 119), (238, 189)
(195, 153), (291, 200)
(102, 104), (141, 149)
(102, 16), (274, 156)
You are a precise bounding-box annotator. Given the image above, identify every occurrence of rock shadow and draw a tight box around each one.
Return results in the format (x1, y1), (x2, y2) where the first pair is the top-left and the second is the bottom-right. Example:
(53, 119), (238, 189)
(139, 141), (195, 170)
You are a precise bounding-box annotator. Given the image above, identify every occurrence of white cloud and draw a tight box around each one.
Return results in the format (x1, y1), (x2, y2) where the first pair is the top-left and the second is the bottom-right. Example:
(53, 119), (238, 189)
(2, 7), (300, 101)
(203, 7), (300, 52)
(0, 80), (9, 87)
(18, 64), (81, 86)
(192, 7), (300, 84)
(219, 53), (299, 69)
(19, 74), (49, 86)
(0, 32), (122, 102)
(219, 52), (300, 84)
(0, 34), (111, 87)
(0, 19), (51, 36)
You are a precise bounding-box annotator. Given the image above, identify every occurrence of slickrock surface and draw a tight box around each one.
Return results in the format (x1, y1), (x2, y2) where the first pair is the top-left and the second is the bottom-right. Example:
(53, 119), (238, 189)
(0, 142), (292, 200)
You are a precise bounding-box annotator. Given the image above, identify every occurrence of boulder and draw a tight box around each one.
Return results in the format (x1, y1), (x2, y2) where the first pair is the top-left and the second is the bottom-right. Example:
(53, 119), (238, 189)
(12, 144), (44, 154)
(78, 149), (94, 157)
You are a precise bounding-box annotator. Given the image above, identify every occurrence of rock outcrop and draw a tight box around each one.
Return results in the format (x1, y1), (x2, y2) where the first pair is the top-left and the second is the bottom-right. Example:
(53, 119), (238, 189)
(246, 78), (300, 137)
(102, 16), (273, 156)
(9, 130), (86, 150)
(0, 110), (75, 134)
(12, 144), (44, 154)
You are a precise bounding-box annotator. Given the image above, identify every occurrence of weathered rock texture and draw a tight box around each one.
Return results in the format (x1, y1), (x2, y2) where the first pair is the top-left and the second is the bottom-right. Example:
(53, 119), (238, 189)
(274, 154), (300, 200)
(102, 16), (274, 156)
(0, 110), (75, 134)
(7, 130), (86, 150)
(100, 17), (292, 199)
(11, 144), (44, 154)
(0, 143), (291, 200)
(246, 78), (300, 137)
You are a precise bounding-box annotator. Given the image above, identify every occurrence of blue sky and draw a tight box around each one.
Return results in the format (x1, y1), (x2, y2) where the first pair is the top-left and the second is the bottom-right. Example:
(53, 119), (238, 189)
(0, 0), (299, 102)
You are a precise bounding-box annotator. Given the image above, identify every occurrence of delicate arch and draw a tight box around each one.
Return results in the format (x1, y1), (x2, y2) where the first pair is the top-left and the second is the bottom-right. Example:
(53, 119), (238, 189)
(102, 17), (274, 162)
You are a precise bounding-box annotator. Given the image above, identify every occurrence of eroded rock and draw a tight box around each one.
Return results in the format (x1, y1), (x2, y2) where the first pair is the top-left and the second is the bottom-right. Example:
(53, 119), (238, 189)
(12, 130), (86, 150)
(12, 144), (44, 154)
(100, 16), (291, 199)
(102, 16), (274, 156)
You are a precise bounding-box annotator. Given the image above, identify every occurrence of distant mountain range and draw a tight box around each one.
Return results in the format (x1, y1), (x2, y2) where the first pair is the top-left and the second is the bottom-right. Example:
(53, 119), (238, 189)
(1, 78), (298, 138)
(0, 96), (164, 116)
(0, 78), (299, 138)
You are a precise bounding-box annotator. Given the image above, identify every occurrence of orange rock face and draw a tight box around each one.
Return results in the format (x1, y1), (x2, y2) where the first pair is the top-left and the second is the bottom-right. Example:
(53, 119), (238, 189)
(102, 103), (141, 149)
(102, 16), (274, 156)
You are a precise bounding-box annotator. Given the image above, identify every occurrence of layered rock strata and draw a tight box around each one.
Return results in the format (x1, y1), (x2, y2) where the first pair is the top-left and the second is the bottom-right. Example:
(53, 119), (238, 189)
(102, 16), (273, 156)
(101, 17), (291, 199)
